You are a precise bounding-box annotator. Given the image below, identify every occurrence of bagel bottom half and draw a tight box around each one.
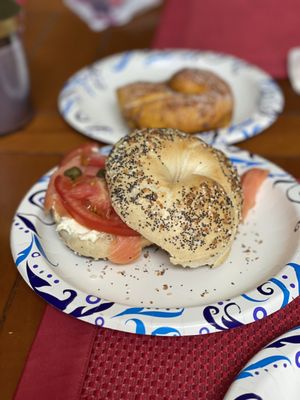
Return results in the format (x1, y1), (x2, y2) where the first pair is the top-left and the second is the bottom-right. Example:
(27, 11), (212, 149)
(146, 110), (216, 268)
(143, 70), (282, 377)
(53, 207), (150, 263)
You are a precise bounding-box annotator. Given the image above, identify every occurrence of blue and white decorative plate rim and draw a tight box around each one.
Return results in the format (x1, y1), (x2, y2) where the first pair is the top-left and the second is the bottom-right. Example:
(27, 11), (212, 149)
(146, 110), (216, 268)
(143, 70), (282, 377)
(58, 49), (284, 147)
(10, 145), (300, 336)
(224, 325), (300, 400)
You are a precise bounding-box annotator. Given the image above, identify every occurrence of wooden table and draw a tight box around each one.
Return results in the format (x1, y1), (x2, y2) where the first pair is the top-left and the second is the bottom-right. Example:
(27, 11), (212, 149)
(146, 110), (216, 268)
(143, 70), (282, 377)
(1, 1), (300, 399)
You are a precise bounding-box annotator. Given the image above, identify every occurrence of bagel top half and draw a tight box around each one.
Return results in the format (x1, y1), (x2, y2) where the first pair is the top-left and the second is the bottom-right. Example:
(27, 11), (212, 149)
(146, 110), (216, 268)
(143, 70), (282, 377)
(105, 128), (242, 268)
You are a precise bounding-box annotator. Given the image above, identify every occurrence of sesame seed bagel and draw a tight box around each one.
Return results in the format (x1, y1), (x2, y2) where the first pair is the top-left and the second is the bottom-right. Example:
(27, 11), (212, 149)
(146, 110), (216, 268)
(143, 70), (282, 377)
(106, 128), (242, 268)
(117, 68), (233, 133)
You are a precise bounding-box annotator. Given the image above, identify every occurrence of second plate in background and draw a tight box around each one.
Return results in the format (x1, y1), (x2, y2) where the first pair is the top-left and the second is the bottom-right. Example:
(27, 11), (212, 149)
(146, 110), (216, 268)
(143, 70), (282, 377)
(58, 49), (284, 146)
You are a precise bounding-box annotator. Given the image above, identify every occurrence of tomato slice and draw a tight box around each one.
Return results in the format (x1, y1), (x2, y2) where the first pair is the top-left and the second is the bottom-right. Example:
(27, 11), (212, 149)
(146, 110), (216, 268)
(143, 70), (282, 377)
(54, 175), (139, 236)
(44, 157), (83, 212)
(46, 143), (106, 210)
(60, 143), (99, 166)
(46, 142), (137, 236)
(85, 153), (106, 168)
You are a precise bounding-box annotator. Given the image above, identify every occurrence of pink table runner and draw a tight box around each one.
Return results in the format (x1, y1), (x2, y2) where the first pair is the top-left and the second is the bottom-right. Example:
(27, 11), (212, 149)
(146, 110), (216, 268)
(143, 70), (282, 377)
(14, 1), (300, 398)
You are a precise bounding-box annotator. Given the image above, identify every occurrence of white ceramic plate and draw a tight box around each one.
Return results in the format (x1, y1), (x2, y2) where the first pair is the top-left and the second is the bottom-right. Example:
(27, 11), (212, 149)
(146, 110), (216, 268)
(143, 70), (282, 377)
(10, 146), (300, 336)
(224, 326), (300, 399)
(58, 49), (284, 146)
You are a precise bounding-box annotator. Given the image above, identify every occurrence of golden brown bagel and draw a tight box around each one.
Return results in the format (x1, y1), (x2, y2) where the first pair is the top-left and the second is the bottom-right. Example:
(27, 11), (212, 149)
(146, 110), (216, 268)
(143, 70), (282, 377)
(116, 68), (233, 133)
(106, 128), (242, 268)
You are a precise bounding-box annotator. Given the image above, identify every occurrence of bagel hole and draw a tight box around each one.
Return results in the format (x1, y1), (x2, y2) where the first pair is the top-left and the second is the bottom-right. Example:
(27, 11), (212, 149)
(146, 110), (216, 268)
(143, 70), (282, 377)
(146, 144), (222, 189)
(160, 153), (213, 186)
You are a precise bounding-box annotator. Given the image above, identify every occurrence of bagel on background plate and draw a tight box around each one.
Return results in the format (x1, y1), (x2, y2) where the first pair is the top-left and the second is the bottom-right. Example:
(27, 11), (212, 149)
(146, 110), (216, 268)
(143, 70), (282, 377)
(116, 68), (233, 133)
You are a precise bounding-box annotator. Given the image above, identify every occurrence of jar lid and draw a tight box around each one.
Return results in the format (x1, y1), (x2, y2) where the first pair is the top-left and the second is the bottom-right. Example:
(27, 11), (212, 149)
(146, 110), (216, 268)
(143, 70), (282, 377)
(0, 17), (17, 39)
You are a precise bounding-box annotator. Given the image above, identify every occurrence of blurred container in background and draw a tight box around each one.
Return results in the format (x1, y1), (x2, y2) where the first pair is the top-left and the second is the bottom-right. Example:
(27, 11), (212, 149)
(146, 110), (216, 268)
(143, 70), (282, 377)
(0, 0), (33, 135)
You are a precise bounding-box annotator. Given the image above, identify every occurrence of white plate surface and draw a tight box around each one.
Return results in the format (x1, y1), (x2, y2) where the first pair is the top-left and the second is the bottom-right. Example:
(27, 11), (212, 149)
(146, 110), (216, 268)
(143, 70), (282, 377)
(10, 146), (300, 336)
(224, 326), (300, 400)
(58, 49), (284, 146)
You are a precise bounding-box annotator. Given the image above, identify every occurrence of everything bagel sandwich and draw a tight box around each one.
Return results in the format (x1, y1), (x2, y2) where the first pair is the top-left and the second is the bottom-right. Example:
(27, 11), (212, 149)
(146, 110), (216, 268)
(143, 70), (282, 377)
(45, 132), (268, 268)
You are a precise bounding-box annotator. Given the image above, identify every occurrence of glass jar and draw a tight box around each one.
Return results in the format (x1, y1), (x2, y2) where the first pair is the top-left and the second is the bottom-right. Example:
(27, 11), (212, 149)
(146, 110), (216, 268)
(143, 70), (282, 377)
(0, 17), (33, 135)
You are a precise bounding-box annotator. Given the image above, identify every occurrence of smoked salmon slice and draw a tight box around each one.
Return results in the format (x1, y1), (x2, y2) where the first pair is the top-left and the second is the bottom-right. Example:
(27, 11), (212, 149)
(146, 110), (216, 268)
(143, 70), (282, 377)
(108, 236), (146, 265)
(241, 168), (269, 220)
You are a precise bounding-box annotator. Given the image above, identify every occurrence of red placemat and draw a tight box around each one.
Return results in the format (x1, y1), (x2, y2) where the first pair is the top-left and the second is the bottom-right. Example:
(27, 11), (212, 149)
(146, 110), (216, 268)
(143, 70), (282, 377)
(81, 299), (300, 399)
(14, 299), (300, 400)
(153, 0), (300, 77)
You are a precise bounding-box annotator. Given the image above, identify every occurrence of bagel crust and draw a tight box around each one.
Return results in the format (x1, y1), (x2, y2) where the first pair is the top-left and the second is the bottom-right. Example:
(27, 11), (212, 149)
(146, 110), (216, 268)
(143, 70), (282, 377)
(116, 68), (233, 133)
(106, 128), (242, 268)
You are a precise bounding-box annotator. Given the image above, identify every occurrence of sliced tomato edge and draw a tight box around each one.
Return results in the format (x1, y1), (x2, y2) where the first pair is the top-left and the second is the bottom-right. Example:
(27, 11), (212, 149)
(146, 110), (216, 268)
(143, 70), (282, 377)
(54, 175), (139, 237)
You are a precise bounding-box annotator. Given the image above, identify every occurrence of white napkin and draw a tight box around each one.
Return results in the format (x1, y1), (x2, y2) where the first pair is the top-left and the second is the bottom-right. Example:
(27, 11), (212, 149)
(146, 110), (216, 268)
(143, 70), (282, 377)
(64, 0), (162, 31)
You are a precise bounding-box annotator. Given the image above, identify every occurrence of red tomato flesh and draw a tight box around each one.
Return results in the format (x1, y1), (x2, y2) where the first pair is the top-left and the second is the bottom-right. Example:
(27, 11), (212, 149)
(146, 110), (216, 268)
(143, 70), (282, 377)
(54, 174), (139, 236)
(60, 143), (99, 166)
(45, 142), (140, 237)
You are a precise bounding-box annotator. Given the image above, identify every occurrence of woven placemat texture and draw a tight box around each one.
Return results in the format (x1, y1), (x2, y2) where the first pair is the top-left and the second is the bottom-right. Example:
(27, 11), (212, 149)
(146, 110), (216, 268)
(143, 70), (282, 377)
(80, 297), (300, 400)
